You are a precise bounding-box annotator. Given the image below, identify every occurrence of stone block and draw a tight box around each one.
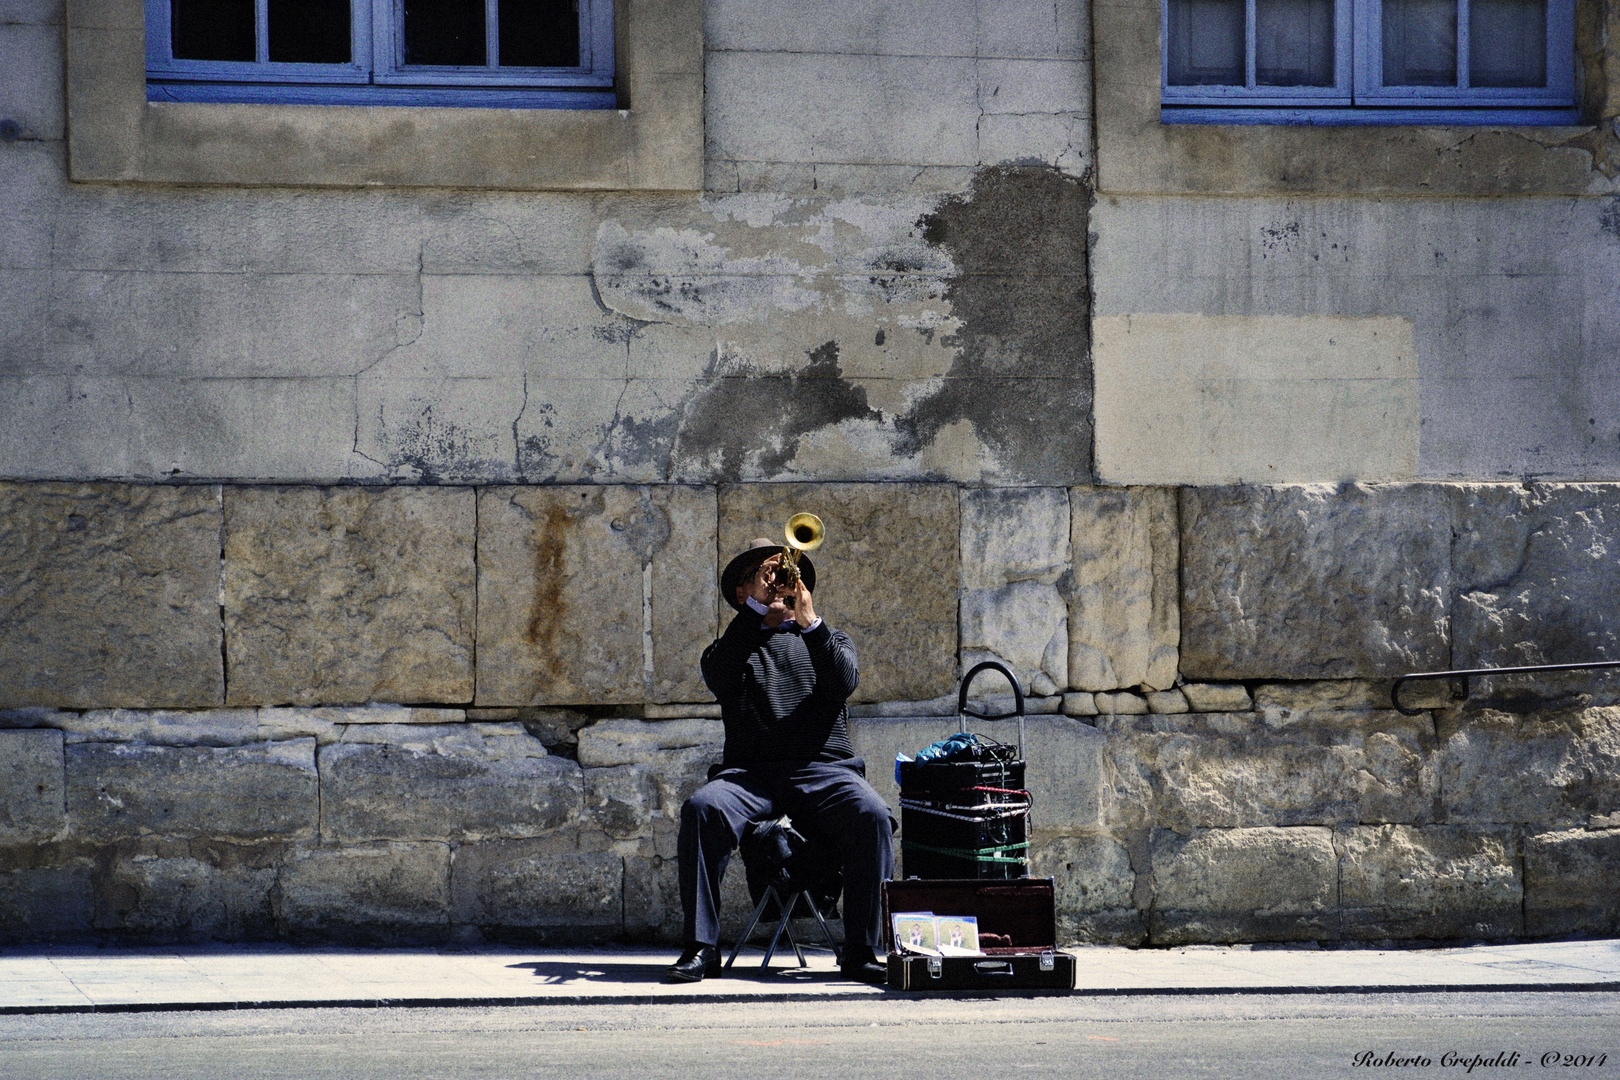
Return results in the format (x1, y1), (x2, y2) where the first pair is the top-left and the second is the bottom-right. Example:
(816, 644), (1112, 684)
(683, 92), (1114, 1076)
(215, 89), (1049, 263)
(719, 483), (960, 703)
(319, 732), (580, 843)
(583, 764), (662, 840)
(1021, 717), (1108, 832)
(1180, 485), (1452, 680)
(0, 860), (94, 944)
(1095, 692), (1148, 715)
(257, 706), (465, 749)
(959, 487), (1071, 696)
(1, 729), (64, 844)
(1254, 681), (1390, 712)
(976, 112), (1090, 175)
(848, 696), (957, 718)
(451, 839), (623, 938)
(0, 269), (49, 375)
(1438, 705), (1620, 826)
(1338, 825), (1522, 940)
(0, 374), (375, 482)
(623, 848), (680, 940)
(47, 268), (419, 379)
(965, 693), (1061, 715)
(464, 707), (595, 753)
(1181, 683), (1252, 713)
(1146, 689), (1188, 714)
(575, 718), (725, 768)
(58, 709), (260, 747)
(1525, 828), (1620, 937)
(1137, 710), (1436, 829)
(961, 583), (1068, 699)
(224, 486), (475, 706)
(706, 0), (977, 55)
(1030, 833), (1136, 924)
(1255, 680), (1451, 719)
(0, 482), (224, 708)
(960, 488), (1070, 593)
(644, 703), (723, 719)
(978, 58), (1089, 115)
(0, 707), (67, 729)
(1030, 835), (1146, 939)
(278, 842), (451, 941)
(95, 841), (280, 941)
(419, 195), (595, 277)
(1069, 486), (1178, 692)
(977, 0), (1089, 58)
(0, 23), (62, 140)
(705, 51), (982, 166)
(1452, 484), (1620, 669)
(476, 485), (718, 706)
(582, 754), (705, 851)
(847, 716), (965, 812)
(1150, 827), (1339, 944)
(1062, 692), (1098, 717)
(67, 739), (318, 842)
(49, 184), (422, 278)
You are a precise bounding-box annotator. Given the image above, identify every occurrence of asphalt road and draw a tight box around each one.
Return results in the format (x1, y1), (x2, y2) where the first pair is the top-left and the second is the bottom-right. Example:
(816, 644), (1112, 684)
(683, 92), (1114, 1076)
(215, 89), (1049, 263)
(2, 993), (1617, 1080)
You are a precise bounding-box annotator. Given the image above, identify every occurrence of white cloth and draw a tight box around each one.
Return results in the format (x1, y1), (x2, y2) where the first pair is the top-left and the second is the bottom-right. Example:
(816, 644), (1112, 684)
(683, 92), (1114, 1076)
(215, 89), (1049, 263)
(744, 595), (821, 633)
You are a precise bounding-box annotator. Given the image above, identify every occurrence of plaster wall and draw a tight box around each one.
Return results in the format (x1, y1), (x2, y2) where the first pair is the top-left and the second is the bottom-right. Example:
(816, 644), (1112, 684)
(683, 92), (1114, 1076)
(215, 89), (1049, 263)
(1091, 196), (1620, 481)
(1, 0), (1095, 488)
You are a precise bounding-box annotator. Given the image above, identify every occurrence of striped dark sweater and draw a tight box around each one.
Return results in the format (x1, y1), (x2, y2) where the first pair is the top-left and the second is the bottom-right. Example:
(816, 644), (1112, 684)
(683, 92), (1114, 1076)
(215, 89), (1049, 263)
(701, 610), (860, 766)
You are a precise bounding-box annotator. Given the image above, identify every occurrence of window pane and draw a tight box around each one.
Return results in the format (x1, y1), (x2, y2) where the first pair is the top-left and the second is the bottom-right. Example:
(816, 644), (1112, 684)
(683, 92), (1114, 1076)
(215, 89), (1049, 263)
(403, 0), (486, 65)
(267, 0), (350, 62)
(1470, 0), (1546, 86)
(1382, 0), (1458, 85)
(1166, 0), (1245, 85)
(1256, 0), (1334, 85)
(172, 0), (255, 61)
(498, 0), (579, 66)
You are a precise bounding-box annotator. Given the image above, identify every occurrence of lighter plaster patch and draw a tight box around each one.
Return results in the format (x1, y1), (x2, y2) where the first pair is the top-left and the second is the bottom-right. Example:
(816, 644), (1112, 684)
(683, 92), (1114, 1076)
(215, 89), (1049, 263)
(1093, 314), (1420, 486)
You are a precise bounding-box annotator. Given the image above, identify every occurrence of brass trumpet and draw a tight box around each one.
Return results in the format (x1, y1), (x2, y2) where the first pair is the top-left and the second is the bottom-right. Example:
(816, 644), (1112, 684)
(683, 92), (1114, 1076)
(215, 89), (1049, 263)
(773, 512), (824, 606)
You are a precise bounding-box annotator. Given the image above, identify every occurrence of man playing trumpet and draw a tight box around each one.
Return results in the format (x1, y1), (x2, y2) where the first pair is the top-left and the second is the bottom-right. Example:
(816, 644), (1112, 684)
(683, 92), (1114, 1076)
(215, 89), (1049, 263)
(664, 534), (895, 985)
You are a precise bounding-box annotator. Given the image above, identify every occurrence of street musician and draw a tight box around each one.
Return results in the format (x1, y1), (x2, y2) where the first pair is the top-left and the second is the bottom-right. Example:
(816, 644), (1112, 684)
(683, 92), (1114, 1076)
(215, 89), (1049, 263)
(665, 535), (894, 985)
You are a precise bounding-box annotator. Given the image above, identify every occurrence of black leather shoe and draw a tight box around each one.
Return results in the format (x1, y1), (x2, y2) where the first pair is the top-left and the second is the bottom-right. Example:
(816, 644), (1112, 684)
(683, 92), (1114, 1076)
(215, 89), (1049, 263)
(839, 948), (888, 985)
(664, 944), (721, 983)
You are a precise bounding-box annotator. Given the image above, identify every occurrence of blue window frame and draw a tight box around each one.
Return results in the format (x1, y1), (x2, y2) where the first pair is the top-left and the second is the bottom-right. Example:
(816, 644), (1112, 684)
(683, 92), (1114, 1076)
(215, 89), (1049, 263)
(1162, 0), (1576, 123)
(146, 0), (615, 108)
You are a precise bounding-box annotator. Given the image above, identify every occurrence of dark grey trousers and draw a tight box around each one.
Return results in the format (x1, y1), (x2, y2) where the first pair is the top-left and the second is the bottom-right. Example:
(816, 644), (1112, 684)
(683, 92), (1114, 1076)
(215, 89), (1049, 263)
(677, 759), (895, 951)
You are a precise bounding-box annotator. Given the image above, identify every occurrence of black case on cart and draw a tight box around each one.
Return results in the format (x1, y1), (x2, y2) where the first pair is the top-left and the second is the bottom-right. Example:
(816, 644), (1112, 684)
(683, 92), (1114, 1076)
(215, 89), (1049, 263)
(882, 877), (1077, 991)
(899, 661), (1032, 880)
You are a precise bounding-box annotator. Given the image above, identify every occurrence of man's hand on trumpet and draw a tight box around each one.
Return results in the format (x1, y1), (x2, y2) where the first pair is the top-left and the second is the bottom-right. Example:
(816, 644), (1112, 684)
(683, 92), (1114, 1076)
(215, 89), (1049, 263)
(737, 553), (817, 630)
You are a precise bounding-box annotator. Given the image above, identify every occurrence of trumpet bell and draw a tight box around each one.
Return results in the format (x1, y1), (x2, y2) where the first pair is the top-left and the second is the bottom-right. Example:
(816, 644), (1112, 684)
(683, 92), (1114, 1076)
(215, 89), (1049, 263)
(784, 512), (824, 553)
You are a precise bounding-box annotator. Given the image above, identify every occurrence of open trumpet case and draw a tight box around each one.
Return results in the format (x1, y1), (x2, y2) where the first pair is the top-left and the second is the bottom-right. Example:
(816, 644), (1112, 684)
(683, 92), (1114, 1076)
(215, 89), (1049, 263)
(882, 877), (1077, 991)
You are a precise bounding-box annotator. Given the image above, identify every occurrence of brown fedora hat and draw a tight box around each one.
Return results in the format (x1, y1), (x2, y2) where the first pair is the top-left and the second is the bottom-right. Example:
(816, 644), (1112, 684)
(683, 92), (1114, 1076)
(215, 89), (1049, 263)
(719, 537), (817, 613)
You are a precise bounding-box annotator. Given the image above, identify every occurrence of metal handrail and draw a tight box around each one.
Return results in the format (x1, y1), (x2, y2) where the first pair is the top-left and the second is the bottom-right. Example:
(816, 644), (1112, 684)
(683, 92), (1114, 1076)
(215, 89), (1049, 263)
(1391, 660), (1620, 716)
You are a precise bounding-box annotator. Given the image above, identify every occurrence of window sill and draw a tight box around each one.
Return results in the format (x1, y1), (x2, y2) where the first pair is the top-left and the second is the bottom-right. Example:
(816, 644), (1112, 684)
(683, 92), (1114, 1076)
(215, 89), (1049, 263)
(1161, 106), (1582, 126)
(147, 81), (619, 109)
(68, 0), (700, 190)
(1095, 0), (1614, 194)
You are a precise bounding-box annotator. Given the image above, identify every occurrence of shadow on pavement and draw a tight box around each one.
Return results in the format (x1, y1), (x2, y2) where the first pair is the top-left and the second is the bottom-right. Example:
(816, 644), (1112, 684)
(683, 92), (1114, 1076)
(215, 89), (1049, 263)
(506, 957), (842, 985)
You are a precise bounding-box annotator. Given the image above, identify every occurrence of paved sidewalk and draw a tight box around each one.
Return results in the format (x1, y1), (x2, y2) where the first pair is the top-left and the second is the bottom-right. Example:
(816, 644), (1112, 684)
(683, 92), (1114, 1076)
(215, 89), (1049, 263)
(2, 939), (1617, 1014)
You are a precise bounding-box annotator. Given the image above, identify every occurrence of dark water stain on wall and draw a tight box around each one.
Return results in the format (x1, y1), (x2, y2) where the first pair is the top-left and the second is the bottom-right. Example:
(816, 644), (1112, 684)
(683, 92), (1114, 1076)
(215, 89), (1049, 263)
(1600, 195), (1620, 241)
(382, 403), (505, 484)
(672, 341), (880, 482)
(524, 491), (606, 693)
(895, 166), (1094, 484)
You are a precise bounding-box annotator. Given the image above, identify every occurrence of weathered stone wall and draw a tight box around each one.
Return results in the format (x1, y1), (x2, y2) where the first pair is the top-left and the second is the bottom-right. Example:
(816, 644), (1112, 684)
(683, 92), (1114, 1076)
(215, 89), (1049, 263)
(3, 0), (1620, 949)
(4, 480), (1618, 946)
